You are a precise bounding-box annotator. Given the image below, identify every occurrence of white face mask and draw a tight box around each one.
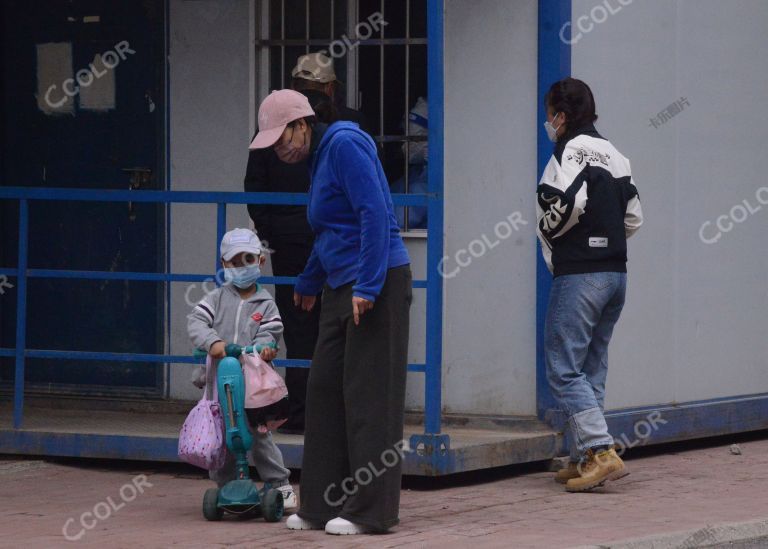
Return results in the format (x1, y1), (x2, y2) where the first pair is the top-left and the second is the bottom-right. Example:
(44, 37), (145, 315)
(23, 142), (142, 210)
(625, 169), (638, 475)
(544, 112), (563, 142)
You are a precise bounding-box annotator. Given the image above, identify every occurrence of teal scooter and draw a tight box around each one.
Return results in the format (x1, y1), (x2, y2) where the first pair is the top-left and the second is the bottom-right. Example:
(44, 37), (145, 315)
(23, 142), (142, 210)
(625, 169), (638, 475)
(193, 343), (284, 522)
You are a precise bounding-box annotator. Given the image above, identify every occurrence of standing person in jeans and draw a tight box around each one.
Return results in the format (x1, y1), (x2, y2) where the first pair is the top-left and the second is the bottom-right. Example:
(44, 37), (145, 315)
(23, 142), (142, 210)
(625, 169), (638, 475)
(536, 77), (643, 492)
(243, 52), (366, 435)
(249, 89), (411, 535)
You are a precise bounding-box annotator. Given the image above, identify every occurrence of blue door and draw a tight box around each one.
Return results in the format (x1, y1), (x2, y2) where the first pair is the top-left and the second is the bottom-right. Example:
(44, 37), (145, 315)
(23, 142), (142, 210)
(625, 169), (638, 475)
(0, 1), (166, 397)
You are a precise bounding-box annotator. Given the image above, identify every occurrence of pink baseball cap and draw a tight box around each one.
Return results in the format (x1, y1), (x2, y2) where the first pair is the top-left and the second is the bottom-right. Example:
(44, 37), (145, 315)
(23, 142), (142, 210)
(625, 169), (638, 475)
(249, 90), (315, 150)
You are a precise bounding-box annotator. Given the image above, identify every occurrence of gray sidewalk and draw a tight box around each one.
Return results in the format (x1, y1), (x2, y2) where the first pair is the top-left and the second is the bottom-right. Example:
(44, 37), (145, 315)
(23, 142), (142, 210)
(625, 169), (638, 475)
(1, 434), (767, 548)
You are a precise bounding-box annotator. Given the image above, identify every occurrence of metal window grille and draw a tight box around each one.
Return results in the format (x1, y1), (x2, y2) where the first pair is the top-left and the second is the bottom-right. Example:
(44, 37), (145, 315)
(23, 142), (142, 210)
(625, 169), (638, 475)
(255, 0), (428, 232)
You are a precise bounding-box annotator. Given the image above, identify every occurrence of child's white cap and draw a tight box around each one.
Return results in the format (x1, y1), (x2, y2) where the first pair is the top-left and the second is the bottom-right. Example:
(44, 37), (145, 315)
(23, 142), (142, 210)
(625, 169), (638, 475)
(220, 228), (262, 261)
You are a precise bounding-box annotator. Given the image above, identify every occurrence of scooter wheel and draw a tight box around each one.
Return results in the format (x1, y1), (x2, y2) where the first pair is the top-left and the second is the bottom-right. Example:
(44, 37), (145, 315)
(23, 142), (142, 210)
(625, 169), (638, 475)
(260, 488), (284, 522)
(203, 488), (223, 521)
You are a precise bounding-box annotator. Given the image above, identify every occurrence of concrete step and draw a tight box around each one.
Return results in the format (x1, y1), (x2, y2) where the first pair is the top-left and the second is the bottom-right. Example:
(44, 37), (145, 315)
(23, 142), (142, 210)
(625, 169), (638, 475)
(0, 401), (561, 476)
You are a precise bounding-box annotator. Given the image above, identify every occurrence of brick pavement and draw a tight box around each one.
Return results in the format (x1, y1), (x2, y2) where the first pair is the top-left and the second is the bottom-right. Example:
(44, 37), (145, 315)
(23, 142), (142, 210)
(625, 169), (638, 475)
(2, 434), (767, 548)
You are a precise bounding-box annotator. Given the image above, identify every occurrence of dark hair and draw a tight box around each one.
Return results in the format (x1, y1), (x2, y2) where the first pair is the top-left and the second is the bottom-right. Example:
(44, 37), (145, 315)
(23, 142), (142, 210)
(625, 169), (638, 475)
(545, 77), (598, 133)
(296, 88), (338, 125)
(288, 116), (317, 130)
(292, 77), (328, 92)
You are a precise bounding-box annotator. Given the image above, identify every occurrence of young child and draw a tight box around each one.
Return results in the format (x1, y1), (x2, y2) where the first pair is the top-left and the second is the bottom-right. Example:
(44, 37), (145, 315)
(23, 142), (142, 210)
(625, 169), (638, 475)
(187, 227), (296, 509)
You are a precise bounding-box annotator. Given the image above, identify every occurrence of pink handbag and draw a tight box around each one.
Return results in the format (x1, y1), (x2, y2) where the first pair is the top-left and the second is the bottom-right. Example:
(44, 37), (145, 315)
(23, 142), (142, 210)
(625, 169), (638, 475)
(178, 357), (229, 471)
(242, 352), (288, 409)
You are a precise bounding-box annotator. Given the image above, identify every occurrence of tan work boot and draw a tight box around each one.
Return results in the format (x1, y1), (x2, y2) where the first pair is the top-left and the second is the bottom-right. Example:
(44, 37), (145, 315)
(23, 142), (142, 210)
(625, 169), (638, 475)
(554, 462), (581, 484)
(565, 447), (629, 492)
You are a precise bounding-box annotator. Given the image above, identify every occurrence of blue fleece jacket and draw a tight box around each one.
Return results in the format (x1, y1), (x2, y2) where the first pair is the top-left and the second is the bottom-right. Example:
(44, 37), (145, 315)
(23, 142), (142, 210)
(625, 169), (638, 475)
(294, 122), (410, 301)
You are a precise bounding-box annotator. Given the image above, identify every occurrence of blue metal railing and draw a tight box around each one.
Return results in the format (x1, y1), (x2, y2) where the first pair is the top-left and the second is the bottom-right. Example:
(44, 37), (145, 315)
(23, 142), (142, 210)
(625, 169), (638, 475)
(425, 0), (445, 437)
(0, 187), (442, 433)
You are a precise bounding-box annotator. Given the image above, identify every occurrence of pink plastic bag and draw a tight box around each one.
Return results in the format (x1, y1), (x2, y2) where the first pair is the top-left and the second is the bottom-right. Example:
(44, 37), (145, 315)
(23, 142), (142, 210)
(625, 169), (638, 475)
(178, 357), (228, 471)
(241, 352), (288, 409)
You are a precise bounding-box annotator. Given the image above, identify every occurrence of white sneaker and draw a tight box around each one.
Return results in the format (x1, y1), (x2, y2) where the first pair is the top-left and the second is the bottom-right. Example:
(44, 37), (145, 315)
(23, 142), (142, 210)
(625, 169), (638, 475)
(286, 513), (323, 530)
(324, 517), (372, 535)
(277, 485), (298, 510)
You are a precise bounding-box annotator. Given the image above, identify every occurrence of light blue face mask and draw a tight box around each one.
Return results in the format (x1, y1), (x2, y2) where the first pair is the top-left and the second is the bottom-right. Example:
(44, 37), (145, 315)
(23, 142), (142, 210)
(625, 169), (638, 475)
(224, 264), (261, 289)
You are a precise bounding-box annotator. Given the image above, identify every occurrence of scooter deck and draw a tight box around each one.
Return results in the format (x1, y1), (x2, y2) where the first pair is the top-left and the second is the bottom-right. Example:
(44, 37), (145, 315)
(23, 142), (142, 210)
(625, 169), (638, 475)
(218, 479), (261, 507)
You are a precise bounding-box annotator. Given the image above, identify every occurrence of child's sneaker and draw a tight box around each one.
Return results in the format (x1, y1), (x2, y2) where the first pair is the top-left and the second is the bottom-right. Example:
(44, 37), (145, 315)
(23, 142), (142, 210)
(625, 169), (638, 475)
(277, 484), (298, 509)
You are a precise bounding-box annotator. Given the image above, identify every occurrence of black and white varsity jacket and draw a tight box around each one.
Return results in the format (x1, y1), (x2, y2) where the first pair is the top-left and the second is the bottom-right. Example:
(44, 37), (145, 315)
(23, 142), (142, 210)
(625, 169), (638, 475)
(536, 125), (643, 277)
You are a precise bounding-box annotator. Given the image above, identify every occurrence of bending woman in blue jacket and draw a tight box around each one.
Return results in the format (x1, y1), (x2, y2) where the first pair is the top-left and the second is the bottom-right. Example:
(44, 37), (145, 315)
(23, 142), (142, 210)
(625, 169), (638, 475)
(249, 90), (412, 535)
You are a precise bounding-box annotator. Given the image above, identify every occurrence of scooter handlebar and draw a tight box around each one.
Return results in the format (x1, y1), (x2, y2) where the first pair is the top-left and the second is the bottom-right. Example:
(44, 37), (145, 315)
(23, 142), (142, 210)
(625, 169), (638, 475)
(193, 343), (273, 359)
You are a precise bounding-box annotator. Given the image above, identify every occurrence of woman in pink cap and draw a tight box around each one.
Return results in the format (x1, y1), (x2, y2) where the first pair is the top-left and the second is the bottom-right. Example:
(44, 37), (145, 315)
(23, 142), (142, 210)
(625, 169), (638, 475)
(250, 89), (412, 535)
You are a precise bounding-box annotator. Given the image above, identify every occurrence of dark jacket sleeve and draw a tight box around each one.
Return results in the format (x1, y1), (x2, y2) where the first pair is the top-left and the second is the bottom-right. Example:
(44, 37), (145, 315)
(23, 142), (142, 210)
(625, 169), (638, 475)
(244, 148), (271, 241)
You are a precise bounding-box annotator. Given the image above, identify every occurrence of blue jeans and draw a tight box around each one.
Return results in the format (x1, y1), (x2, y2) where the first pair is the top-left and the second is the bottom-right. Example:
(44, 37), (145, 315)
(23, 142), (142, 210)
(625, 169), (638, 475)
(545, 272), (627, 460)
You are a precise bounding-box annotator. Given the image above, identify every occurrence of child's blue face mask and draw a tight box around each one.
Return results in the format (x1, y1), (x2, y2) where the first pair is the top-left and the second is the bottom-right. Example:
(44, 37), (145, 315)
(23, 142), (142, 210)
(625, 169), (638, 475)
(224, 264), (261, 289)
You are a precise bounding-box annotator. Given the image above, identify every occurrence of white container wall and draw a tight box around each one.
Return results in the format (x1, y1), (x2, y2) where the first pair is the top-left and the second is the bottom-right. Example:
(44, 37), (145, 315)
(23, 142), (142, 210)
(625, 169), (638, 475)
(570, 0), (768, 410)
(442, 0), (539, 415)
(167, 0), (254, 400)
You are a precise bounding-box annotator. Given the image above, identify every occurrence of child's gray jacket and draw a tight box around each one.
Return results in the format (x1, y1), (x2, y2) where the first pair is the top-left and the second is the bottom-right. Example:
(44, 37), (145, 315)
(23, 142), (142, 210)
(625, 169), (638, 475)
(187, 284), (283, 352)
